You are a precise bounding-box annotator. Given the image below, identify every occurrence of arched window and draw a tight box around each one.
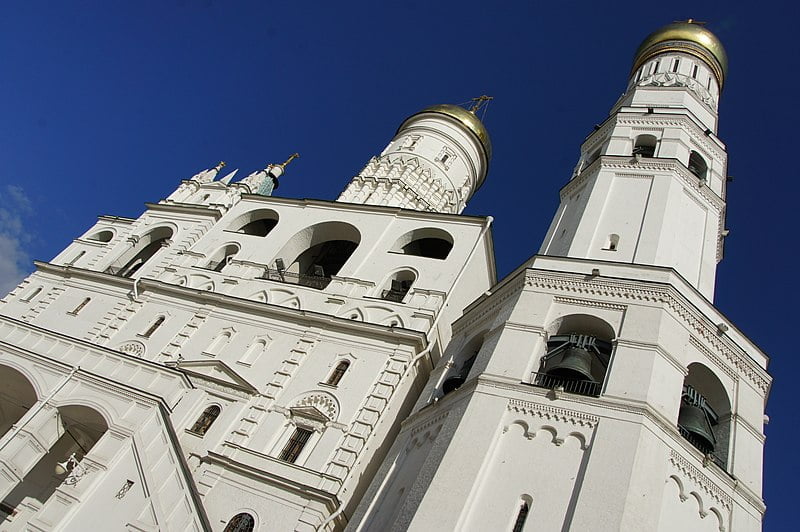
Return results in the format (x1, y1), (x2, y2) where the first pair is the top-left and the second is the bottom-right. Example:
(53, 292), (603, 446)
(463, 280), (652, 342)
(269, 221), (361, 289)
(87, 230), (114, 243)
(106, 226), (174, 277)
(381, 270), (415, 302)
(688, 151), (708, 180)
(533, 314), (615, 397)
(189, 405), (221, 436)
(326, 361), (350, 386)
(238, 339), (267, 366)
(279, 427), (313, 463)
(603, 234), (620, 251)
(441, 335), (484, 396)
(633, 134), (657, 158)
(141, 316), (165, 338)
(66, 250), (86, 266)
(68, 297), (91, 316)
(205, 244), (239, 273)
(20, 286), (42, 303)
(205, 330), (232, 357)
(512, 499), (531, 532)
(678, 363), (731, 468)
(229, 209), (279, 237)
(223, 513), (255, 532)
(391, 228), (454, 260)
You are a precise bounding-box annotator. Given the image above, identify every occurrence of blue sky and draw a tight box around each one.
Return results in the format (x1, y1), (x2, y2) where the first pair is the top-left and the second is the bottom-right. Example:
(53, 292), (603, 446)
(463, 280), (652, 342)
(0, 1), (796, 527)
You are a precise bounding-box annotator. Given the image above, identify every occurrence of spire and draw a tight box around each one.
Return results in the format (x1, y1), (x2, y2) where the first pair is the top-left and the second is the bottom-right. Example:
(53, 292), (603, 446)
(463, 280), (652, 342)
(189, 161), (226, 184)
(237, 153), (300, 196)
(468, 95), (493, 114)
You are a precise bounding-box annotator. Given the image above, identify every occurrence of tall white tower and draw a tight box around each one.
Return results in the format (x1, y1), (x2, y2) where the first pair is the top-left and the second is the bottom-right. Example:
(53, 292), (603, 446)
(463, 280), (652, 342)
(348, 22), (770, 532)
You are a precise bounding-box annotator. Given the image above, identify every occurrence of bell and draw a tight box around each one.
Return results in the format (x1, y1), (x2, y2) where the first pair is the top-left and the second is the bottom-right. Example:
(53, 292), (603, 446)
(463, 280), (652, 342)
(678, 404), (716, 452)
(545, 346), (595, 381)
(442, 375), (466, 395)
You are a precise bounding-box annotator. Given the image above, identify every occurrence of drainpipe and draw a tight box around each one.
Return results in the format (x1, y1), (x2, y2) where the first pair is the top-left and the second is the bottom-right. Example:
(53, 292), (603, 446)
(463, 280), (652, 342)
(0, 366), (79, 452)
(133, 277), (142, 300)
(318, 216), (493, 531)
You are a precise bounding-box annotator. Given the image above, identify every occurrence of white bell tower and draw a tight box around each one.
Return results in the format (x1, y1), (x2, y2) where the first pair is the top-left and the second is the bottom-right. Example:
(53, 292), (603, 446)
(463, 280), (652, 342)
(539, 21), (729, 298)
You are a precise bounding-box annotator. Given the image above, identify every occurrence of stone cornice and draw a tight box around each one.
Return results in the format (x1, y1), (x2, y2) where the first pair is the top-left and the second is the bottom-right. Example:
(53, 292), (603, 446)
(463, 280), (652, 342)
(33, 262), (428, 351)
(144, 201), (223, 220)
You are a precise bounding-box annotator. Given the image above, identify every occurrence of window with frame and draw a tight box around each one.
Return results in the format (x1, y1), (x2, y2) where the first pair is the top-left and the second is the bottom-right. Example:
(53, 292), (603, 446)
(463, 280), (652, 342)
(223, 513), (255, 532)
(189, 405), (221, 436)
(279, 427), (313, 463)
(326, 361), (350, 386)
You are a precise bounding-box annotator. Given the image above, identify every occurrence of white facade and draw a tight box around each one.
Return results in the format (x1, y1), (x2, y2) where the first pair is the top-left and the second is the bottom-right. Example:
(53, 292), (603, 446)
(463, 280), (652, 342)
(0, 21), (770, 532)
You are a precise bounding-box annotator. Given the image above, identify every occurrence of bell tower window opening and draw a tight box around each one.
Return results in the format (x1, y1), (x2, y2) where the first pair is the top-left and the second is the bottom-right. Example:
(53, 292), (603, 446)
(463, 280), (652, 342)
(632, 134), (657, 158)
(326, 361), (350, 386)
(688, 151), (708, 180)
(229, 209), (279, 237)
(603, 234), (620, 251)
(672, 58), (680, 72)
(141, 316), (165, 338)
(652, 59), (660, 74)
(402, 135), (421, 150)
(279, 427), (313, 463)
(692, 64), (699, 78)
(68, 297), (91, 316)
(436, 147), (456, 169)
(381, 270), (415, 303)
(678, 363), (732, 469)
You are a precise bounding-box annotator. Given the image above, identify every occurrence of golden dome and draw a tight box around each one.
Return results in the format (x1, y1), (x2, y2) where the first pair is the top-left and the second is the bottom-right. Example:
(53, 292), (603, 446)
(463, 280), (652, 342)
(632, 21), (728, 87)
(400, 104), (492, 160)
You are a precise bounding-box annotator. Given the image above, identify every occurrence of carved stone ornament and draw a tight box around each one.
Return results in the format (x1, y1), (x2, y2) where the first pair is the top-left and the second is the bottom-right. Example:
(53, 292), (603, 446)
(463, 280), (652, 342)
(292, 392), (339, 422)
(117, 340), (146, 358)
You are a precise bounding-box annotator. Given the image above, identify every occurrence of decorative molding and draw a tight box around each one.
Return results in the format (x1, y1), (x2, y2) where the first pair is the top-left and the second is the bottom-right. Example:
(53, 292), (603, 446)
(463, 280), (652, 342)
(553, 295), (626, 312)
(669, 450), (733, 510)
(507, 398), (599, 428)
(116, 340), (146, 358)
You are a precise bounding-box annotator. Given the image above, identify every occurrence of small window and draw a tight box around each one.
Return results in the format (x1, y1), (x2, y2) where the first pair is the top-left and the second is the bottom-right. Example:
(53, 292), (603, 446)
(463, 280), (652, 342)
(402, 135), (421, 150)
(68, 297), (91, 316)
(279, 427), (313, 463)
(205, 331), (232, 356)
(512, 501), (530, 532)
(223, 513), (255, 532)
(672, 58), (680, 72)
(707, 77), (712, 90)
(692, 64), (699, 79)
(603, 234), (619, 251)
(189, 405), (221, 436)
(21, 287), (42, 303)
(382, 270), (415, 303)
(141, 316), (165, 338)
(326, 361), (350, 386)
(634, 68), (642, 82)
(206, 244), (239, 273)
(688, 151), (708, 180)
(652, 60), (660, 74)
(66, 250), (86, 266)
(239, 339), (267, 366)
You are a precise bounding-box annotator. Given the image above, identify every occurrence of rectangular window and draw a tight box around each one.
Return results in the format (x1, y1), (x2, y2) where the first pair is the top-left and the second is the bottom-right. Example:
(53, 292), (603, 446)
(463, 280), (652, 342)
(692, 64), (699, 78)
(652, 60), (660, 74)
(672, 59), (680, 72)
(279, 428), (313, 463)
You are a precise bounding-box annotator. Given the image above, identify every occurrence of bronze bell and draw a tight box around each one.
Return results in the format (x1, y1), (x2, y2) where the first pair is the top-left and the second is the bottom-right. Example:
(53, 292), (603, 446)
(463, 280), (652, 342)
(545, 346), (595, 381)
(678, 404), (716, 452)
(442, 375), (466, 395)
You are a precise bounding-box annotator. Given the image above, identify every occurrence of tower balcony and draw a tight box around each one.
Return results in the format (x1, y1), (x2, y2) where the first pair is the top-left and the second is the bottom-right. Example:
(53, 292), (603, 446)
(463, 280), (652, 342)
(527, 371), (602, 398)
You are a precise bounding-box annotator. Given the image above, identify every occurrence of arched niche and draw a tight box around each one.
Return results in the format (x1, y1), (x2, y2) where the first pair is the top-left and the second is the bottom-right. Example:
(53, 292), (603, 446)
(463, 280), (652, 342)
(205, 243), (240, 273)
(688, 150), (708, 180)
(391, 227), (453, 260)
(86, 229), (114, 243)
(271, 221), (361, 288)
(380, 269), (417, 303)
(441, 332), (486, 396)
(633, 134), (658, 158)
(106, 225), (175, 277)
(228, 209), (279, 237)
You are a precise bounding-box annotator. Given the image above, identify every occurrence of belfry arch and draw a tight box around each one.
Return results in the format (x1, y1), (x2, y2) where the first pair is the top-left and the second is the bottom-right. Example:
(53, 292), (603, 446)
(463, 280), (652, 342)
(0, 365), (38, 438)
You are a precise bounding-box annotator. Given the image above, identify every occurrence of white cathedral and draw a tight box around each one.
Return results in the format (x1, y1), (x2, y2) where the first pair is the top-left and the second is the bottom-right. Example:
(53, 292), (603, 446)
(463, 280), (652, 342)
(0, 21), (771, 532)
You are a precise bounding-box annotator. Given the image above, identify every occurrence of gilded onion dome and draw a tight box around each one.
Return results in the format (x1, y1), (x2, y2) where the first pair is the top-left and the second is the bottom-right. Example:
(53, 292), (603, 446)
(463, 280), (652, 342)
(632, 21), (728, 88)
(399, 104), (492, 161)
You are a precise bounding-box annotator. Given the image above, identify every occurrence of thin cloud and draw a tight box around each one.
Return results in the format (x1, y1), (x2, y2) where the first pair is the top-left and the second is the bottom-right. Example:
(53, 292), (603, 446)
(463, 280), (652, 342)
(0, 185), (33, 295)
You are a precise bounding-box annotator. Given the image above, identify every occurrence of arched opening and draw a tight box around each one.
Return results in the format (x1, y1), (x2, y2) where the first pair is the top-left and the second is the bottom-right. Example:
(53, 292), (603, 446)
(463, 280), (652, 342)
(441, 335), (484, 396)
(224, 513), (255, 532)
(141, 316), (165, 338)
(86, 230), (114, 243)
(326, 361), (350, 386)
(205, 330), (232, 357)
(688, 151), (708, 180)
(229, 209), (279, 237)
(633, 134), (657, 158)
(106, 226), (174, 277)
(603, 233), (620, 251)
(0, 366), (37, 438)
(2, 405), (108, 520)
(533, 314), (615, 397)
(269, 221), (361, 289)
(205, 244), (239, 273)
(189, 405), (221, 436)
(678, 363), (731, 468)
(381, 270), (415, 303)
(392, 228), (453, 260)
(512, 495), (533, 532)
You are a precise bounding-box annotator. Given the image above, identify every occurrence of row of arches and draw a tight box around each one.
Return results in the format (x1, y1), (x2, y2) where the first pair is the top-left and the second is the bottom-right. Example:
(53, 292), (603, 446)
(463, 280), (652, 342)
(443, 314), (733, 469)
(581, 135), (710, 182)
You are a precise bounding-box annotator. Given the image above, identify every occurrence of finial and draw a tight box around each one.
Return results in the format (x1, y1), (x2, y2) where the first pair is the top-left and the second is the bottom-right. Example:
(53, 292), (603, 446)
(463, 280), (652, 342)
(468, 95), (494, 114)
(215, 161), (226, 171)
(280, 153), (300, 168)
(675, 18), (707, 25)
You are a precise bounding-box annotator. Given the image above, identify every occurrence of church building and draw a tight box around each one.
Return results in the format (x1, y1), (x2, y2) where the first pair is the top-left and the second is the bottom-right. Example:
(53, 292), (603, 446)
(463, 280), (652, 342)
(0, 21), (770, 532)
